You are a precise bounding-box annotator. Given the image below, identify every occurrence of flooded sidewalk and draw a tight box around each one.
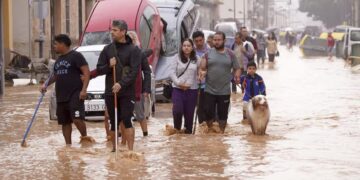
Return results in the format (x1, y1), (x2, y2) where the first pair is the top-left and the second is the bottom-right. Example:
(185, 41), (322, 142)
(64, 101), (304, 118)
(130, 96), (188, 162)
(0, 47), (360, 179)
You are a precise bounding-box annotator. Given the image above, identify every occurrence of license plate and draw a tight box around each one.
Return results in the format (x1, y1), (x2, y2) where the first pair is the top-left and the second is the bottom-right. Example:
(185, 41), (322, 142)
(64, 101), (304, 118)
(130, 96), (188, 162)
(85, 101), (105, 112)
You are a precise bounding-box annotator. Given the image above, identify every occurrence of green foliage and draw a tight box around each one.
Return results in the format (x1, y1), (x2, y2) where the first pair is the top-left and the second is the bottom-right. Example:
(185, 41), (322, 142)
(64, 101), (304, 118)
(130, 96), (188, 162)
(299, 0), (352, 28)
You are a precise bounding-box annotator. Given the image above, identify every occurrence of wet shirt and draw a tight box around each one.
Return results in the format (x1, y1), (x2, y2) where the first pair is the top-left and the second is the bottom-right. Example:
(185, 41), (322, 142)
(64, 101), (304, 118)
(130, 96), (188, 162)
(54, 50), (88, 102)
(204, 48), (240, 95)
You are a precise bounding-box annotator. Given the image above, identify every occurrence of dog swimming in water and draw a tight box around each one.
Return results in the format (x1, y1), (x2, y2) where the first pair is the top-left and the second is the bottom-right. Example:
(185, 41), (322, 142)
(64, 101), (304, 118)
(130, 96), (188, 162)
(247, 95), (270, 135)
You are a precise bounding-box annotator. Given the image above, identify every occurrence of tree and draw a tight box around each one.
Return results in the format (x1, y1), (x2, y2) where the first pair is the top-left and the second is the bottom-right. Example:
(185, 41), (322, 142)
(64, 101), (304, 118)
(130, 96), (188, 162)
(299, 0), (352, 28)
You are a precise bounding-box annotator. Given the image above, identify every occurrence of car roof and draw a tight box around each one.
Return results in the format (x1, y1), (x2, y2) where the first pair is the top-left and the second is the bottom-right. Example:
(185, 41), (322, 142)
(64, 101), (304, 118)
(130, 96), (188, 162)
(76, 44), (107, 52)
(86, 0), (143, 32)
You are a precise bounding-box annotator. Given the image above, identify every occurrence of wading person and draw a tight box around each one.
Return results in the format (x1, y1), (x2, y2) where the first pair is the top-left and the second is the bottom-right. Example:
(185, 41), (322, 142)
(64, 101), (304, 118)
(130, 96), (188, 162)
(327, 32), (335, 61)
(199, 32), (241, 133)
(170, 39), (200, 134)
(128, 31), (152, 137)
(240, 27), (257, 61)
(256, 33), (266, 65)
(192, 31), (209, 124)
(240, 62), (266, 122)
(41, 34), (94, 145)
(266, 32), (278, 65)
(96, 20), (141, 151)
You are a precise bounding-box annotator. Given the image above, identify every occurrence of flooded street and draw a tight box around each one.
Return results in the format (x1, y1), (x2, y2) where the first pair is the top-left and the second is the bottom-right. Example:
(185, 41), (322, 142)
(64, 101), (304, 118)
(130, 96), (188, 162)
(1, 47), (360, 179)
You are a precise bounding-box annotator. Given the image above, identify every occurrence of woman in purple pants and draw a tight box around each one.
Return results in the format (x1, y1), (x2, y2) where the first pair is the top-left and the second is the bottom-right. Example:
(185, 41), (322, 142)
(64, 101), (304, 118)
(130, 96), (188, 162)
(170, 39), (200, 134)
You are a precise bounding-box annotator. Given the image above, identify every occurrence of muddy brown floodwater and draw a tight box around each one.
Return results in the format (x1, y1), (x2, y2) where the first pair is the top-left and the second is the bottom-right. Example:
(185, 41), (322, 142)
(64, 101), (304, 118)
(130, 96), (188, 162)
(1, 47), (360, 179)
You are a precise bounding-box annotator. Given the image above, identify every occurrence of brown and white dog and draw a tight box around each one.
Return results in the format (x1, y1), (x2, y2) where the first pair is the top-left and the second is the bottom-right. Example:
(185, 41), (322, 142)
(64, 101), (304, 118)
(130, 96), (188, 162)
(247, 95), (270, 135)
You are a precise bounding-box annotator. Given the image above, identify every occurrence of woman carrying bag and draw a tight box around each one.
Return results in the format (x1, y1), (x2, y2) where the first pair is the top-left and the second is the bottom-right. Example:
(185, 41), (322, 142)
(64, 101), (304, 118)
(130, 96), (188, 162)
(170, 39), (200, 134)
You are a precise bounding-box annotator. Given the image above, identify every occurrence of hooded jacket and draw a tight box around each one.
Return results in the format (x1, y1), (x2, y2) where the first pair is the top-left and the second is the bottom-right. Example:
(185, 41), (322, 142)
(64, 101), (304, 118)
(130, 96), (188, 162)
(96, 35), (141, 97)
(240, 73), (266, 102)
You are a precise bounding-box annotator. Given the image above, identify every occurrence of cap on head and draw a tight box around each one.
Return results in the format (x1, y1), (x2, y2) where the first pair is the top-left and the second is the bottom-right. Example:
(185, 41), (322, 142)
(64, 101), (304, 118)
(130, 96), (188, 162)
(112, 19), (128, 31)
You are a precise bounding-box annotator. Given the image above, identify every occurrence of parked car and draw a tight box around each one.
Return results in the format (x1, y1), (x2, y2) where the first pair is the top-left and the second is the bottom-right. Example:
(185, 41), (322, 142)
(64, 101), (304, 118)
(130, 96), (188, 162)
(214, 22), (238, 49)
(150, 0), (200, 100)
(80, 0), (163, 71)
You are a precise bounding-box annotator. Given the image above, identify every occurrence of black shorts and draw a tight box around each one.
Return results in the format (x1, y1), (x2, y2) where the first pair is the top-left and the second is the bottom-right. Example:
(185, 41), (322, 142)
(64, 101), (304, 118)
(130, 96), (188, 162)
(56, 93), (85, 125)
(105, 95), (135, 130)
(203, 92), (230, 121)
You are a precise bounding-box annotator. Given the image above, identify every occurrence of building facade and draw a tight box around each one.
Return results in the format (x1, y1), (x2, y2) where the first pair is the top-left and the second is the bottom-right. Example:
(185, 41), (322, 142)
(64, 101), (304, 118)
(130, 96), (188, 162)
(1, 0), (96, 68)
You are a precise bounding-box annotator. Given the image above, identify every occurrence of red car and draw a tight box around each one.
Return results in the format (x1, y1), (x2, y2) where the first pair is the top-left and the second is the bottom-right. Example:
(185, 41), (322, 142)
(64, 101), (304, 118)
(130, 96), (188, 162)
(80, 0), (164, 70)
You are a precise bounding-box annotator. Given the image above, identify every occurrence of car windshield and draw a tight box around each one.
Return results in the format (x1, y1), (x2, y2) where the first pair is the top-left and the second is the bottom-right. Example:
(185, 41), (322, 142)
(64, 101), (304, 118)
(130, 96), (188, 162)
(215, 25), (236, 38)
(79, 51), (101, 71)
(81, 32), (111, 46)
(158, 8), (178, 56)
(81, 30), (137, 46)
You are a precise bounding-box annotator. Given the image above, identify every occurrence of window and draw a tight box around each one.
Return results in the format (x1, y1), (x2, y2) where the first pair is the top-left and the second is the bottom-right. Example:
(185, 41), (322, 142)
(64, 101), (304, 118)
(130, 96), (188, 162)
(158, 8), (178, 56)
(140, 16), (151, 49)
(350, 30), (360, 41)
(65, 0), (70, 34)
(139, 6), (156, 48)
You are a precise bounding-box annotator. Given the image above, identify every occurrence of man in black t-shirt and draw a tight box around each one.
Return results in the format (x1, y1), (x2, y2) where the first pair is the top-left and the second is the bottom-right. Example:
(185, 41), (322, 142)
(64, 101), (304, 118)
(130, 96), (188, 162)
(41, 34), (94, 145)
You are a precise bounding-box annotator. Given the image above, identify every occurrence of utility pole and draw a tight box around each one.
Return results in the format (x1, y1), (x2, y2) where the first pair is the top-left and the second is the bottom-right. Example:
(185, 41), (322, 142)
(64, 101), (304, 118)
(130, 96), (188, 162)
(0, 0), (4, 96)
(264, 0), (269, 28)
(243, 0), (246, 26)
(233, 0), (236, 21)
(355, 0), (360, 27)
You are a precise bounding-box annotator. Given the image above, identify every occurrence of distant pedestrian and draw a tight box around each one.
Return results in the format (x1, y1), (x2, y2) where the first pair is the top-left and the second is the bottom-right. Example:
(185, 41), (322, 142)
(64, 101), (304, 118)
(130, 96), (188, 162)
(256, 33), (266, 65)
(40, 34), (94, 145)
(199, 31), (241, 133)
(266, 32), (278, 65)
(170, 39), (200, 134)
(327, 32), (335, 61)
(240, 27), (258, 61)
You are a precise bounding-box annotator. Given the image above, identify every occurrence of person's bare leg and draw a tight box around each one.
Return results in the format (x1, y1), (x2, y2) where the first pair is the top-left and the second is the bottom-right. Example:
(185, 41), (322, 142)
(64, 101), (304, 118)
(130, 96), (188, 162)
(109, 131), (116, 152)
(104, 109), (111, 141)
(120, 122), (126, 145)
(62, 124), (72, 145)
(139, 120), (148, 136)
(124, 127), (135, 151)
(73, 119), (87, 136)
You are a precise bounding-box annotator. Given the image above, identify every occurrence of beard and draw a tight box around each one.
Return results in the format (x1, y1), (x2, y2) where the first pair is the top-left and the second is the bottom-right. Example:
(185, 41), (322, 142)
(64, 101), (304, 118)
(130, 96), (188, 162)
(214, 43), (225, 50)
